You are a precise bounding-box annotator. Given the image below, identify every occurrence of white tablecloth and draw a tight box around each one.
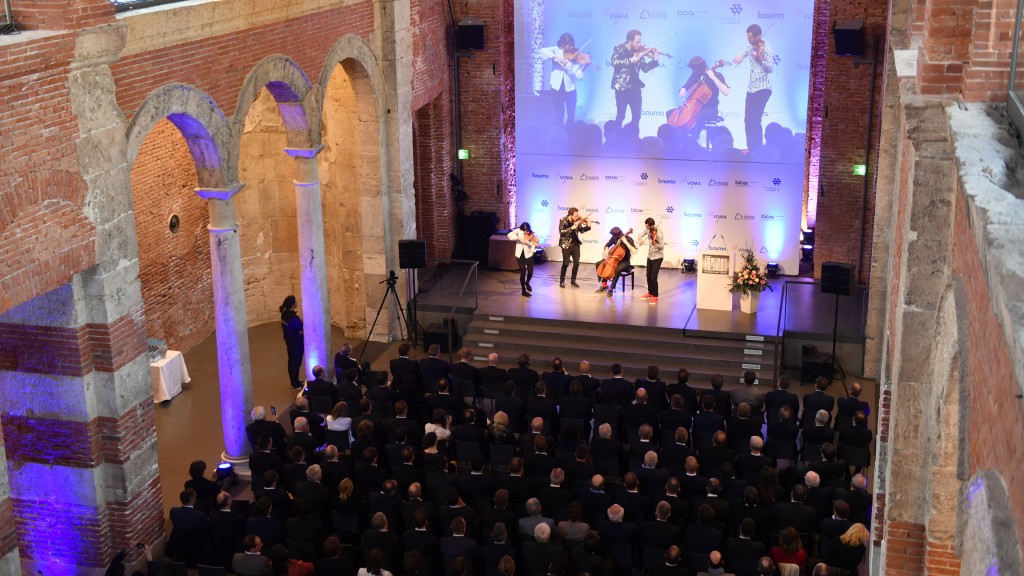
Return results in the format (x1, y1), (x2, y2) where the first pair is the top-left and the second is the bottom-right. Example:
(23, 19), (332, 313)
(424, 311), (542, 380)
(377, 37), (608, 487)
(151, 350), (190, 403)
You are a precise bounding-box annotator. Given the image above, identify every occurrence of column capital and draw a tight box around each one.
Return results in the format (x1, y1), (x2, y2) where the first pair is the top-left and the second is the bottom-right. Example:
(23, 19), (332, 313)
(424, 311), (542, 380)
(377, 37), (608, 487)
(284, 144), (326, 159)
(195, 183), (245, 201)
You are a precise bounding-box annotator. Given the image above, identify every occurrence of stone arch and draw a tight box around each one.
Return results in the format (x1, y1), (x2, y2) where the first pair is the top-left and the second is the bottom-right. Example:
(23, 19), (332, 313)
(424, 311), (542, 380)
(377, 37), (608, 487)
(233, 54), (316, 152)
(0, 171), (96, 312)
(126, 83), (233, 188)
(961, 470), (1023, 574)
(318, 35), (393, 340)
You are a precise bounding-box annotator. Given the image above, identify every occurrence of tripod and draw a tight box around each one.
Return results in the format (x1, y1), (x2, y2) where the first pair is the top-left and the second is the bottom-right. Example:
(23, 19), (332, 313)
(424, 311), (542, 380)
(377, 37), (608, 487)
(821, 292), (851, 397)
(359, 270), (413, 361)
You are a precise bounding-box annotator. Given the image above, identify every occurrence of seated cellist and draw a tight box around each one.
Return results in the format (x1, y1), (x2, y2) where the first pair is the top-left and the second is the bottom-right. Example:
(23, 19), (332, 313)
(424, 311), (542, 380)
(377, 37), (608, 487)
(673, 56), (730, 136)
(595, 227), (637, 297)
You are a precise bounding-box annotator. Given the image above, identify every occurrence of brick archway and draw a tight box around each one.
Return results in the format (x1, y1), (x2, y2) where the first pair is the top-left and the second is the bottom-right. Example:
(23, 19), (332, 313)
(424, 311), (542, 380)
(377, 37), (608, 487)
(233, 54), (317, 151)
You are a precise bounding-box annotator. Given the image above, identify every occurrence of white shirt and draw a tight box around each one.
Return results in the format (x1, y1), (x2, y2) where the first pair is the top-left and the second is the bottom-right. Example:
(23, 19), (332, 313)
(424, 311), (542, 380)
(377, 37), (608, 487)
(508, 229), (538, 258)
(537, 46), (586, 91)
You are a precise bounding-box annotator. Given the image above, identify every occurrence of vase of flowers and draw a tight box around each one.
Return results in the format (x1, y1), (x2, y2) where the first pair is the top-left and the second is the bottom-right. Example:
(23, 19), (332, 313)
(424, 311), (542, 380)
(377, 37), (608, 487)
(729, 249), (773, 314)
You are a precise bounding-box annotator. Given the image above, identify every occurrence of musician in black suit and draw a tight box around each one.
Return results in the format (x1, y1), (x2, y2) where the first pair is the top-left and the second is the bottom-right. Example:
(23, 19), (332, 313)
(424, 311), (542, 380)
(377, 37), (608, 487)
(764, 374), (800, 424)
(508, 353), (540, 398)
(390, 342), (422, 388)
(601, 363), (633, 405)
(666, 367), (699, 416)
(801, 376), (836, 428)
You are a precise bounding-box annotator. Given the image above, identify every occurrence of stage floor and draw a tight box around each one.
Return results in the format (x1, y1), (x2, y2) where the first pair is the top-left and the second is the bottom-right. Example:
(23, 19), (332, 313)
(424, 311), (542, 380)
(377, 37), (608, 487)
(464, 261), (865, 341)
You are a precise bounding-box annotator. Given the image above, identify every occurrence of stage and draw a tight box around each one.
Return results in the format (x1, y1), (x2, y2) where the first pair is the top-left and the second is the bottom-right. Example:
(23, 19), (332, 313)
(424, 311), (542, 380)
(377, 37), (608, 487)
(415, 261), (866, 387)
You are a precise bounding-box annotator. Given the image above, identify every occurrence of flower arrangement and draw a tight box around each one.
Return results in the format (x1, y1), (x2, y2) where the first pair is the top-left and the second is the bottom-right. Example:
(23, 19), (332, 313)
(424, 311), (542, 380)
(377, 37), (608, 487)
(729, 249), (773, 295)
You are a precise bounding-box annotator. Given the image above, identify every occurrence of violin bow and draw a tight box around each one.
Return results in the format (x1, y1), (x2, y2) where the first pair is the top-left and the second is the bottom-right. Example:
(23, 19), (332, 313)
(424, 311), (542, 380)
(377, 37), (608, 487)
(567, 38), (594, 60)
(638, 32), (677, 58)
(736, 22), (776, 61)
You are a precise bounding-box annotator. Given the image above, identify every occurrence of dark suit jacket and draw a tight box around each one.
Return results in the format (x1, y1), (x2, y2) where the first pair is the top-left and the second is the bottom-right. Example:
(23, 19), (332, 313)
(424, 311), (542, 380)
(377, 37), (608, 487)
(834, 487), (872, 525)
(634, 378), (668, 411)
(403, 528), (440, 558)
(440, 535), (481, 574)
(708, 389), (733, 420)
(694, 495), (731, 525)
(480, 366), (509, 398)
(764, 389), (800, 423)
(726, 416), (764, 453)
(169, 505), (208, 563)
(615, 489), (651, 523)
(683, 523), (723, 554)
(457, 473), (496, 504)
(246, 515), (284, 549)
(536, 484), (574, 522)
(451, 361), (483, 396)
(698, 445), (734, 475)
(734, 452), (774, 484)
(336, 381), (363, 410)
(573, 374), (602, 402)
(383, 415), (423, 445)
(495, 394), (526, 432)
(835, 396), (870, 428)
(725, 537), (767, 575)
(541, 370), (573, 400)
(390, 356), (422, 387)
(306, 377), (340, 406)
(601, 377), (633, 405)
(525, 395), (559, 432)
(802, 390), (836, 427)
(362, 529), (402, 570)
(420, 356), (452, 384)
(839, 426), (873, 448)
(246, 419), (287, 453)
(481, 543), (519, 576)
(559, 395), (593, 422)
(635, 466), (670, 501)
(249, 450), (283, 488)
(522, 541), (567, 576)
(661, 443), (698, 477)
(289, 411), (326, 446)
(819, 516), (853, 558)
(691, 411), (726, 438)
(254, 487), (291, 522)
(665, 382), (699, 415)
(508, 366), (540, 397)
(624, 402), (659, 430)
(775, 501), (818, 534)
(453, 422), (489, 453)
(576, 489), (614, 524)
(642, 519), (681, 550)
(592, 403), (623, 437)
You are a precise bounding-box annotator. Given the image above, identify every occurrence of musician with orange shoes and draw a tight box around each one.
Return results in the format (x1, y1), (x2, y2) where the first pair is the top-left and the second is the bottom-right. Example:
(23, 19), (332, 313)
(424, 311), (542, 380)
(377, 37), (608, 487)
(671, 56), (730, 136)
(638, 218), (665, 305)
(537, 33), (591, 126)
(733, 24), (774, 150)
(595, 227), (637, 297)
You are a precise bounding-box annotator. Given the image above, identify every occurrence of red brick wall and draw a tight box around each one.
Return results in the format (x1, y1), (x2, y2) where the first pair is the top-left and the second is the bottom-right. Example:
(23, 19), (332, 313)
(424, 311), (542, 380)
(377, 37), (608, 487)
(414, 91), (456, 262)
(411, 0), (451, 111)
(9, 0), (114, 31)
(953, 189), (1024, 556)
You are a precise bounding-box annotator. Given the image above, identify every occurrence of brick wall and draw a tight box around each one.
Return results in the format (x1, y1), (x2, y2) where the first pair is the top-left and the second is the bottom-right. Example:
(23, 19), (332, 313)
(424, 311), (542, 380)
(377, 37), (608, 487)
(9, 0), (114, 31)
(952, 186), (1024, 556)
(414, 91), (456, 262)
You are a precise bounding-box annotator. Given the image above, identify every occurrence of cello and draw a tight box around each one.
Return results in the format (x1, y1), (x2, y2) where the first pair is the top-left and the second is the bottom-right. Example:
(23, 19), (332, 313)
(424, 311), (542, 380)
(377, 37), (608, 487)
(667, 59), (726, 131)
(596, 228), (634, 280)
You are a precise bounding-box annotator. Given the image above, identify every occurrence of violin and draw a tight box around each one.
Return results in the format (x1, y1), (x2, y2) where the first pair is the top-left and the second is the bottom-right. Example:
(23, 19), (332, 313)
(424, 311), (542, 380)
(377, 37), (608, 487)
(596, 228), (634, 280)
(636, 44), (673, 59)
(563, 47), (591, 65)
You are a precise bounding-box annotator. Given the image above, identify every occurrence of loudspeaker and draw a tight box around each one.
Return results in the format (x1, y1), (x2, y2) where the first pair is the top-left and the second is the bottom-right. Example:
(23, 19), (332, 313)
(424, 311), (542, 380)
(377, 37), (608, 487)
(833, 20), (864, 56)
(802, 353), (833, 384)
(457, 17), (485, 51)
(398, 240), (427, 269)
(821, 262), (855, 296)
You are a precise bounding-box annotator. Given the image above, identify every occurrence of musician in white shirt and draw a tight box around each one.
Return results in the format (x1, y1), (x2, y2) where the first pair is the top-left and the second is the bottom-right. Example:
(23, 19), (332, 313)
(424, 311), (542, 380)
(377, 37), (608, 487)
(508, 222), (540, 297)
(536, 32), (590, 126)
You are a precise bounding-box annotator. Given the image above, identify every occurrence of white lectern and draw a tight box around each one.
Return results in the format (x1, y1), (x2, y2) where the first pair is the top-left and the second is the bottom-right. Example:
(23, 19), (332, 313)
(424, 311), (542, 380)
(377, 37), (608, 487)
(696, 251), (734, 311)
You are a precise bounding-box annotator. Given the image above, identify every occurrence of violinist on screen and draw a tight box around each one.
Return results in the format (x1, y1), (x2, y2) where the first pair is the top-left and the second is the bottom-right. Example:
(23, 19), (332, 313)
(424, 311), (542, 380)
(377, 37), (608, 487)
(536, 33), (591, 126)
(595, 227), (637, 297)
(610, 29), (661, 132)
(733, 23), (774, 150)
(508, 222), (540, 297)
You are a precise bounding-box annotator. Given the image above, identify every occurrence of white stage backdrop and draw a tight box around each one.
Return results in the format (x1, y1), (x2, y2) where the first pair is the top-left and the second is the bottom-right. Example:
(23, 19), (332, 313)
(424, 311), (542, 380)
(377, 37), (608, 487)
(513, 0), (814, 273)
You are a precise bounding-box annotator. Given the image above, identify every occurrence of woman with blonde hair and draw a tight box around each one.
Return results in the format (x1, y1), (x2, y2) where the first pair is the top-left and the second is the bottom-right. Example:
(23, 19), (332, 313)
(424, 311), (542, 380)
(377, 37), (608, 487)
(488, 411), (515, 445)
(824, 523), (868, 573)
(326, 401), (353, 440)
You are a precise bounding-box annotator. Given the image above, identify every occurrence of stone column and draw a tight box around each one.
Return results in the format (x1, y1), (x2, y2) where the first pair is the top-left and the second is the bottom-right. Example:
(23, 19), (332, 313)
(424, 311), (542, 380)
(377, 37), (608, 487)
(196, 185), (254, 471)
(285, 145), (332, 378)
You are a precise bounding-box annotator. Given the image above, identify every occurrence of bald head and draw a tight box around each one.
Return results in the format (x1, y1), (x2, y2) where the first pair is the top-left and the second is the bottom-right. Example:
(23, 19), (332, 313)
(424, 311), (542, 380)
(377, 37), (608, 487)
(531, 417), (544, 433)
(850, 382), (862, 397)
(579, 360), (591, 373)
(607, 504), (624, 522)
(294, 416), (309, 433)
(635, 388), (648, 403)
(488, 353), (499, 366)
(598, 423), (612, 439)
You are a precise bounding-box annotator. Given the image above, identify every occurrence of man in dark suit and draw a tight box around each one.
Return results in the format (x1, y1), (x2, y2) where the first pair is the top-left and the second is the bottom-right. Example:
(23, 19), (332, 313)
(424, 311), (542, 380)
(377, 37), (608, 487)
(453, 408), (489, 456)
(661, 427), (698, 479)
(819, 499), (853, 559)
(289, 399), (326, 447)
(592, 388), (624, 440)
(659, 395), (692, 444)
(440, 517), (481, 575)
(294, 464), (332, 525)
(246, 496), (284, 550)
(495, 382), (526, 434)
(838, 410), (874, 473)
(315, 536), (357, 576)
(650, 546), (687, 576)
(246, 406), (287, 456)
(724, 518), (767, 575)
(402, 483), (438, 536)
(775, 484), (818, 535)
(614, 472), (650, 524)
(362, 512), (403, 572)
(254, 471), (291, 522)
(248, 435), (283, 491)
(508, 353), (540, 399)
(802, 376), (836, 428)
(835, 381), (870, 431)
(391, 446), (424, 494)
(595, 504), (639, 569)
(694, 478), (731, 525)
(707, 374), (733, 420)
(209, 491), (246, 569)
(536, 468), (574, 523)
(305, 365), (340, 407)
(525, 435), (557, 483)
(336, 369), (364, 410)
(834, 473), (872, 525)
(426, 380), (469, 417)
(734, 436), (774, 485)
(732, 486), (773, 547)
(570, 533), (606, 576)
(390, 342), (422, 388)
(540, 356), (573, 401)
(700, 430), (735, 476)
(601, 363), (633, 405)
(573, 360), (601, 402)
(333, 342), (361, 381)
(764, 374), (800, 424)
(810, 442), (849, 487)
(457, 456), (496, 508)
(522, 523), (567, 576)
(495, 459), (537, 516)
(420, 343), (451, 392)
(589, 423), (623, 475)
(526, 382), (559, 436)
(727, 403), (764, 453)
(634, 451), (670, 502)
(403, 507), (440, 567)
(624, 388), (659, 431)
(383, 400), (422, 445)
(559, 380), (593, 437)
(286, 416), (320, 461)
(368, 479), (405, 532)
(691, 394), (726, 451)
(451, 346), (483, 402)
(481, 523), (519, 576)
(678, 456), (708, 508)
(642, 501), (681, 552)
(479, 352), (508, 402)
(576, 475), (614, 524)
(564, 445), (597, 493)
(634, 365), (668, 412)
(665, 367), (699, 416)
(481, 490), (518, 546)
(168, 489), (207, 566)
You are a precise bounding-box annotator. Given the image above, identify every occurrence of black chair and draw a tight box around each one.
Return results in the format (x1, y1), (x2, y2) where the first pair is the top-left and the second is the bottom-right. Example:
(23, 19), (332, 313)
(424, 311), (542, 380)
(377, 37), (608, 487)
(616, 267), (635, 293)
(325, 428), (351, 451)
(287, 538), (316, 561)
(309, 395), (334, 415)
(197, 565), (226, 576)
(490, 443), (515, 467)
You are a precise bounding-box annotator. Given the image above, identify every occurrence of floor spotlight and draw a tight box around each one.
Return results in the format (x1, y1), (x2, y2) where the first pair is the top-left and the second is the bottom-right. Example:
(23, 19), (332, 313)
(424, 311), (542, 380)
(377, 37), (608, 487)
(216, 462), (234, 480)
(800, 244), (814, 262)
(767, 262), (780, 278)
(682, 258), (697, 273)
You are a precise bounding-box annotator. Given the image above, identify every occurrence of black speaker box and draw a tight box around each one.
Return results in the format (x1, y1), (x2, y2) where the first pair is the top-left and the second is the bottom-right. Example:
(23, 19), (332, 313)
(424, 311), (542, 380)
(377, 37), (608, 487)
(399, 239), (427, 269)
(821, 262), (855, 296)
(802, 353), (833, 384)
(457, 18), (485, 51)
(833, 20), (864, 56)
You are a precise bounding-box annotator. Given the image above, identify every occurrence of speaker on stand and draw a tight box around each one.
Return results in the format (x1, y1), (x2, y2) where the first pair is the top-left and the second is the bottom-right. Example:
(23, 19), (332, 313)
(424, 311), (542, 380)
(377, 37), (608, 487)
(398, 240), (427, 348)
(818, 262), (855, 394)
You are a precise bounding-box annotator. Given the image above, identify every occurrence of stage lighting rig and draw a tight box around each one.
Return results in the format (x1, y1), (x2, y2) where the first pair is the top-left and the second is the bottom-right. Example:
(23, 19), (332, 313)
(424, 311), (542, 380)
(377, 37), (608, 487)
(766, 262), (780, 278)
(682, 259), (697, 273)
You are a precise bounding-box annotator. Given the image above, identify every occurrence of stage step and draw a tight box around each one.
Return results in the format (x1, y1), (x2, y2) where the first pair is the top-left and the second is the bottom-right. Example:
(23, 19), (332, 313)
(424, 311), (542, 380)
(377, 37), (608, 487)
(461, 314), (780, 388)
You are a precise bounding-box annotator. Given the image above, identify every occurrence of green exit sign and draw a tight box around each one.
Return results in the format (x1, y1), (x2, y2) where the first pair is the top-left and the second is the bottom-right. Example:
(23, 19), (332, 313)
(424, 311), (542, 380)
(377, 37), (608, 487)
(458, 149), (470, 160)
(853, 164), (866, 176)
